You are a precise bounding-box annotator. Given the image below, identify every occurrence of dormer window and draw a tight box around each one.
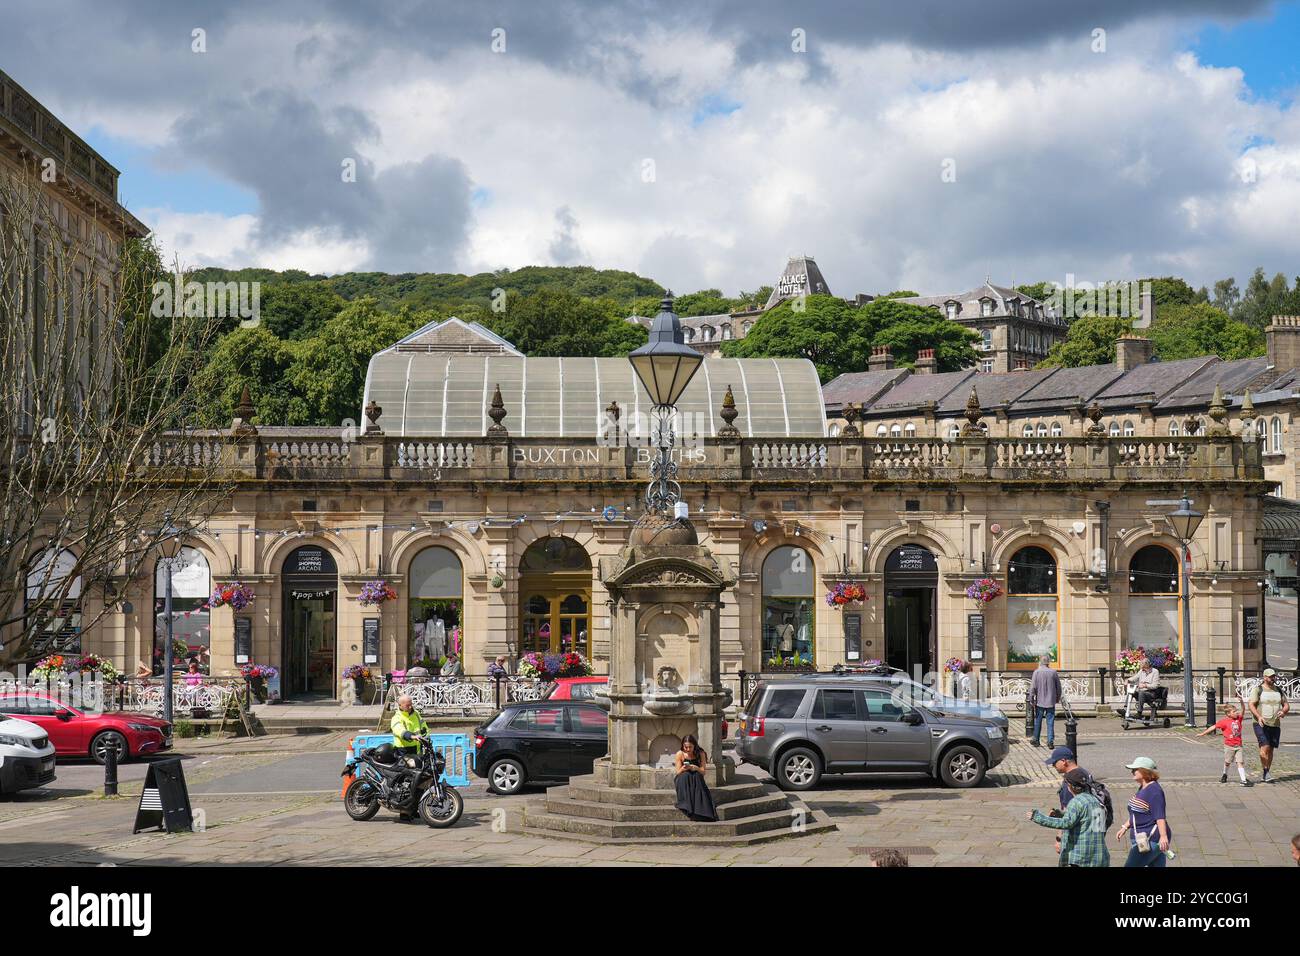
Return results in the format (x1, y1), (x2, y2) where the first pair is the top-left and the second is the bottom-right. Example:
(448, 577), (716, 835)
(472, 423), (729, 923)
(980, 298), (994, 317)
(945, 301), (959, 319)
(721, 323), (732, 340)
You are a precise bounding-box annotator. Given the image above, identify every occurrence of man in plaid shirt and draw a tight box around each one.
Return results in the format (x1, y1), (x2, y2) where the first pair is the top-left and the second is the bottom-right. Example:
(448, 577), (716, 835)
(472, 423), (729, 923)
(1027, 768), (1111, 867)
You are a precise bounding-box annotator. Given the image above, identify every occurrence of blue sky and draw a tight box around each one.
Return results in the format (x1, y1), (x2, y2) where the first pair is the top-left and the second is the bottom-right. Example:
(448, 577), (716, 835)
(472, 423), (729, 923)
(1192, 1), (1300, 104)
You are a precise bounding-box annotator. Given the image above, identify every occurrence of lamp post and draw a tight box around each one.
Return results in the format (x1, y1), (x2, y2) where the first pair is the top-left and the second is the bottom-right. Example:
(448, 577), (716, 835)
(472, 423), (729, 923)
(628, 295), (703, 515)
(144, 514), (186, 726)
(1161, 495), (1204, 727)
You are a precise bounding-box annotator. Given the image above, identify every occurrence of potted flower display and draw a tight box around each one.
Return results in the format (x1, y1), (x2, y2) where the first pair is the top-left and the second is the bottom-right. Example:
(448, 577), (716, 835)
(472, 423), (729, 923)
(518, 651), (593, 681)
(966, 578), (1004, 604)
(239, 662), (279, 702)
(342, 664), (371, 696)
(31, 654), (69, 681)
(209, 581), (255, 611)
(74, 653), (121, 683)
(1114, 646), (1183, 676)
(765, 652), (816, 672)
(825, 581), (868, 608)
(358, 580), (398, 607)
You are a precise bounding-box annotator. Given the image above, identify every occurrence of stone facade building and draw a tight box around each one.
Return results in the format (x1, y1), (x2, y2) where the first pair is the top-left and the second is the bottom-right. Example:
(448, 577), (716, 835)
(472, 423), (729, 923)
(67, 311), (1275, 699)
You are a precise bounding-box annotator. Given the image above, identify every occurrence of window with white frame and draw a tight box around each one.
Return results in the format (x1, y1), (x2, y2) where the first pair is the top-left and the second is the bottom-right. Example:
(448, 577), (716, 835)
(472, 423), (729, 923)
(981, 299), (994, 317)
(1050, 421), (1062, 438)
(982, 329), (993, 351)
(946, 302), (958, 319)
(904, 422), (916, 437)
(1109, 421), (1121, 437)
(1272, 417), (1282, 452)
(1036, 423), (1048, 437)
(1023, 423), (1034, 438)
(876, 424), (888, 437)
(890, 424), (902, 437)
(1169, 420), (1179, 436)
(982, 359), (994, 374)
(1123, 420), (1135, 437)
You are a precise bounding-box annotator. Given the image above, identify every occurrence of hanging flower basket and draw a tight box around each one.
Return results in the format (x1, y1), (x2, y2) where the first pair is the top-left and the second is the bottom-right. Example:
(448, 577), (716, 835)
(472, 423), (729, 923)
(357, 580), (398, 607)
(74, 654), (121, 682)
(945, 657), (968, 674)
(966, 578), (1003, 604)
(825, 581), (867, 608)
(31, 655), (69, 680)
(209, 581), (255, 611)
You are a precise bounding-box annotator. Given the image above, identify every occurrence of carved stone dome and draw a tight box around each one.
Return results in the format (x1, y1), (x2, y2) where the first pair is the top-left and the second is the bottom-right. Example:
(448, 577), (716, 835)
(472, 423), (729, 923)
(628, 510), (698, 548)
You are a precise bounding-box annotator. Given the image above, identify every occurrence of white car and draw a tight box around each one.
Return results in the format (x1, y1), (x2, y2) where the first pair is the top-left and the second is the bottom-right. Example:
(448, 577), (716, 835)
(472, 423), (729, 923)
(0, 714), (57, 796)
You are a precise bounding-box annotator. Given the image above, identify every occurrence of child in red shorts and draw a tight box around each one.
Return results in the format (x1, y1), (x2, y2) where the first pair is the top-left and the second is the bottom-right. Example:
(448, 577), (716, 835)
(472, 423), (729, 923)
(1198, 700), (1250, 786)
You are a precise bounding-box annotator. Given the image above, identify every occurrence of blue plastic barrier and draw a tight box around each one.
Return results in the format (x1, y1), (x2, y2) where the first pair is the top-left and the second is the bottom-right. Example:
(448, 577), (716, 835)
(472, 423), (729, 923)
(345, 732), (474, 787)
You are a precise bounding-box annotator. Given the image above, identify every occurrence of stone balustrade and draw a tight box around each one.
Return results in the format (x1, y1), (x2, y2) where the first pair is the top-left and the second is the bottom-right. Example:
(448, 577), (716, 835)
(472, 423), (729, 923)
(151, 431), (1265, 485)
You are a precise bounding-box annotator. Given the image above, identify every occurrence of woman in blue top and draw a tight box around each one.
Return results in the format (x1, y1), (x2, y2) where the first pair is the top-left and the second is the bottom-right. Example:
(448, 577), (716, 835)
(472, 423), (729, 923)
(1114, 756), (1171, 867)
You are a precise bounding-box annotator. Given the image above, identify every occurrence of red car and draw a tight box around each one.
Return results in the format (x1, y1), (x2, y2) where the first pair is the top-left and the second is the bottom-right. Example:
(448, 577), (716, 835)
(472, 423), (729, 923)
(0, 692), (172, 764)
(542, 678), (727, 736)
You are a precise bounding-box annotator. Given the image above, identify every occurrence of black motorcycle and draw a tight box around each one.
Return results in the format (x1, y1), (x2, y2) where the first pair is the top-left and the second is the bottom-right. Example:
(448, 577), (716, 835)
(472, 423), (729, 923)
(342, 734), (464, 828)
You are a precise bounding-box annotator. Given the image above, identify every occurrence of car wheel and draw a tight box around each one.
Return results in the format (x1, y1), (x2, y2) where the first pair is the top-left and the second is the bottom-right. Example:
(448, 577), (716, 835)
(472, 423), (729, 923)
(939, 745), (986, 788)
(488, 758), (526, 795)
(775, 747), (821, 791)
(90, 731), (128, 766)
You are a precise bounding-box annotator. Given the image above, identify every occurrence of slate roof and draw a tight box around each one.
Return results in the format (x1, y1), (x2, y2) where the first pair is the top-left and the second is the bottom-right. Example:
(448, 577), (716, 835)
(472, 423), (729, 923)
(821, 368), (910, 410)
(935, 366), (1056, 414)
(866, 369), (975, 411)
(1091, 356), (1217, 408)
(895, 282), (1059, 322)
(764, 256), (832, 310)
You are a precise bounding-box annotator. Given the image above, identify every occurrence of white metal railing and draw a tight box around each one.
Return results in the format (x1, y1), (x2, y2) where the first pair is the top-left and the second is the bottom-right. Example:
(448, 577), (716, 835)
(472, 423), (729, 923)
(383, 676), (547, 715)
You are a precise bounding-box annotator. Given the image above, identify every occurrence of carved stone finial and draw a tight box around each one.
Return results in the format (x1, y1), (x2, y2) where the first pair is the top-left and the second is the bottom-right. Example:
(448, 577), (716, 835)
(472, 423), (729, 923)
(1207, 384), (1230, 437)
(841, 401), (861, 438)
(364, 399), (383, 435)
(1184, 416), (1201, 436)
(1240, 388), (1254, 418)
(1085, 400), (1106, 437)
(960, 386), (984, 436)
(718, 384), (741, 440)
(487, 383), (508, 438)
(231, 384), (258, 438)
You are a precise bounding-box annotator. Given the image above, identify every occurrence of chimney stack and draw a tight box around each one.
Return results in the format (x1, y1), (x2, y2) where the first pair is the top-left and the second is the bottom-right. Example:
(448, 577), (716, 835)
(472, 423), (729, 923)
(1115, 334), (1153, 372)
(868, 345), (894, 371)
(1267, 315), (1300, 371)
(1013, 359), (1030, 371)
(915, 348), (937, 375)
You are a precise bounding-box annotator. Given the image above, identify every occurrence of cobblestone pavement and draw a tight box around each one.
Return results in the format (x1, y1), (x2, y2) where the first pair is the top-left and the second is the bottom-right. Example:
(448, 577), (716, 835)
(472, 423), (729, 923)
(0, 719), (1295, 866)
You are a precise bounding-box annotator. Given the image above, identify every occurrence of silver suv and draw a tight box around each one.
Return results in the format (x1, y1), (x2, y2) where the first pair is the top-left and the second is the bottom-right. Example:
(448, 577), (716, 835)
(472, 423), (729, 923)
(734, 676), (1009, 790)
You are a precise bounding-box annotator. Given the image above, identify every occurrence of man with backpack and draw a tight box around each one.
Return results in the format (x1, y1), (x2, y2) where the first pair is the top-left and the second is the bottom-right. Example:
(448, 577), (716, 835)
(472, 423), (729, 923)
(1043, 746), (1114, 856)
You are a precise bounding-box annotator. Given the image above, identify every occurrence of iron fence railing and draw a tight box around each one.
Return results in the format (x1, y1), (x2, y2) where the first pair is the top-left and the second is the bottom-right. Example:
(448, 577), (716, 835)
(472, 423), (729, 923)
(0, 676), (250, 717)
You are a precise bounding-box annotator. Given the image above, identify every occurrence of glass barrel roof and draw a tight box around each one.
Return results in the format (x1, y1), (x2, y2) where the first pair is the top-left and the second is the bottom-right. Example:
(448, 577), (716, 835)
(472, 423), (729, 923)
(362, 353), (827, 438)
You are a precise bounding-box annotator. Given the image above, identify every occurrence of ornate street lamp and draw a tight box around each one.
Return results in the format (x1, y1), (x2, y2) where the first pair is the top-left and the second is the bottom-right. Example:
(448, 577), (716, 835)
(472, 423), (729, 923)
(629, 295), (702, 515)
(142, 513), (186, 726)
(1164, 496), (1203, 727)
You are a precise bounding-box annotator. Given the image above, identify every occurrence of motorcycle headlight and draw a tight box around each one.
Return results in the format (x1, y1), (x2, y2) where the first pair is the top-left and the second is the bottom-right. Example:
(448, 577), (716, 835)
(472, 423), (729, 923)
(406, 757), (418, 768)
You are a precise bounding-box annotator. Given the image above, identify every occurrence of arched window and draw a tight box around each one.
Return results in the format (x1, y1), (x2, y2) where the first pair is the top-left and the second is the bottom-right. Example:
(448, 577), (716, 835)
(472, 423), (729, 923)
(1036, 423), (1048, 438)
(520, 537), (592, 657)
(904, 422), (916, 437)
(409, 546), (464, 667)
(25, 548), (83, 658)
(1050, 421), (1062, 438)
(762, 546), (815, 666)
(890, 424), (902, 437)
(1127, 544), (1181, 652)
(949, 424), (960, 440)
(1023, 423), (1034, 438)
(829, 424), (841, 437)
(1123, 420), (1135, 437)
(1007, 546), (1059, 667)
(1272, 417), (1282, 453)
(982, 329), (993, 351)
(154, 547), (211, 675)
(1109, 421), (1121, 437)
(1169, 420), (1180, 437)
(876, 424), (888, 438)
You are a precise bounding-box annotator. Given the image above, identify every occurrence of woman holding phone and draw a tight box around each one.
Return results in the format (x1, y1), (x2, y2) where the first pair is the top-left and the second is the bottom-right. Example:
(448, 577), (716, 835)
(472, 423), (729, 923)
(673, 734), (718, 822)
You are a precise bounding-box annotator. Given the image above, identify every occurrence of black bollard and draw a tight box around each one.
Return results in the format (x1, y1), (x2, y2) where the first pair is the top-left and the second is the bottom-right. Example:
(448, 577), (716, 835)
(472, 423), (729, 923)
(104, 741), (118, 797)
(1024, 693), (1035, 739)
(1206, 687), (1217, 727)
(1065, 713), (1078, 758)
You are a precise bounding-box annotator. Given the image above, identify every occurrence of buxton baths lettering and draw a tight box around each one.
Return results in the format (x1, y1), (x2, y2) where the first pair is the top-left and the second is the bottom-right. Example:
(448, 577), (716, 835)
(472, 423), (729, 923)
(635, 446), (708, 465)
(50, 886), (152, 936)
(512, 446), (602, 466)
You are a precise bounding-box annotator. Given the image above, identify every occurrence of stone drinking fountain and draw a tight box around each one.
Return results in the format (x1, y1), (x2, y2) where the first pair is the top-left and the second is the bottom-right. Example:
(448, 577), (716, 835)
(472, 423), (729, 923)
(522, 297), (833, 844)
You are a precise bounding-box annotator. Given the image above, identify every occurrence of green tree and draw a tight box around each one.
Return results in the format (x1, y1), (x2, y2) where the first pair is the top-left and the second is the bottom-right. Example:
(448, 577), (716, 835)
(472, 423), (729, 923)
(259, 283), (346, 339)
(192, 325), (305, 426)
(288, 299), (424, 427)
(721, 294), (873, 381)
(880, 290), (919, 299)
(484, 288), (647, 357)
(1148, 303), (1265, 361)
(1040, 315), (1134, 368)
(858, 299), (979, 371)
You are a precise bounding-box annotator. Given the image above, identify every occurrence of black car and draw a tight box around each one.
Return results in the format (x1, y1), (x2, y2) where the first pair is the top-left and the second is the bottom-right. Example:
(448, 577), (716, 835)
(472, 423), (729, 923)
(473, 700), (608, 795)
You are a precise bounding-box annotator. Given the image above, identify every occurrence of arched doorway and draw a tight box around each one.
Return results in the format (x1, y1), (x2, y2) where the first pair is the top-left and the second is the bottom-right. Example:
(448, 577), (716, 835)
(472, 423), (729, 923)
(519, 537), (592, 657)
(761, 545), (816, 666)
(281, 546), (338, 699)
(1006, 546), (1059, 668)
(1127, 544), (1180, 652)
(884, 545), (937, 675)
(408, 546), (464, 667)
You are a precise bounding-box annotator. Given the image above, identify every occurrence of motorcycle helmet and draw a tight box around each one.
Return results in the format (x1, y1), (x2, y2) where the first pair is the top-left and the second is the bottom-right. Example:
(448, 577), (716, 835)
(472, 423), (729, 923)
(372, 742), (396, 763)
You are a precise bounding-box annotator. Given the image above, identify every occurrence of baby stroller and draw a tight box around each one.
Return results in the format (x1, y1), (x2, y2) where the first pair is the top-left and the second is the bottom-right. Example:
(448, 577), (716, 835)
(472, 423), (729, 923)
(1118, 683), (1170, 730)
